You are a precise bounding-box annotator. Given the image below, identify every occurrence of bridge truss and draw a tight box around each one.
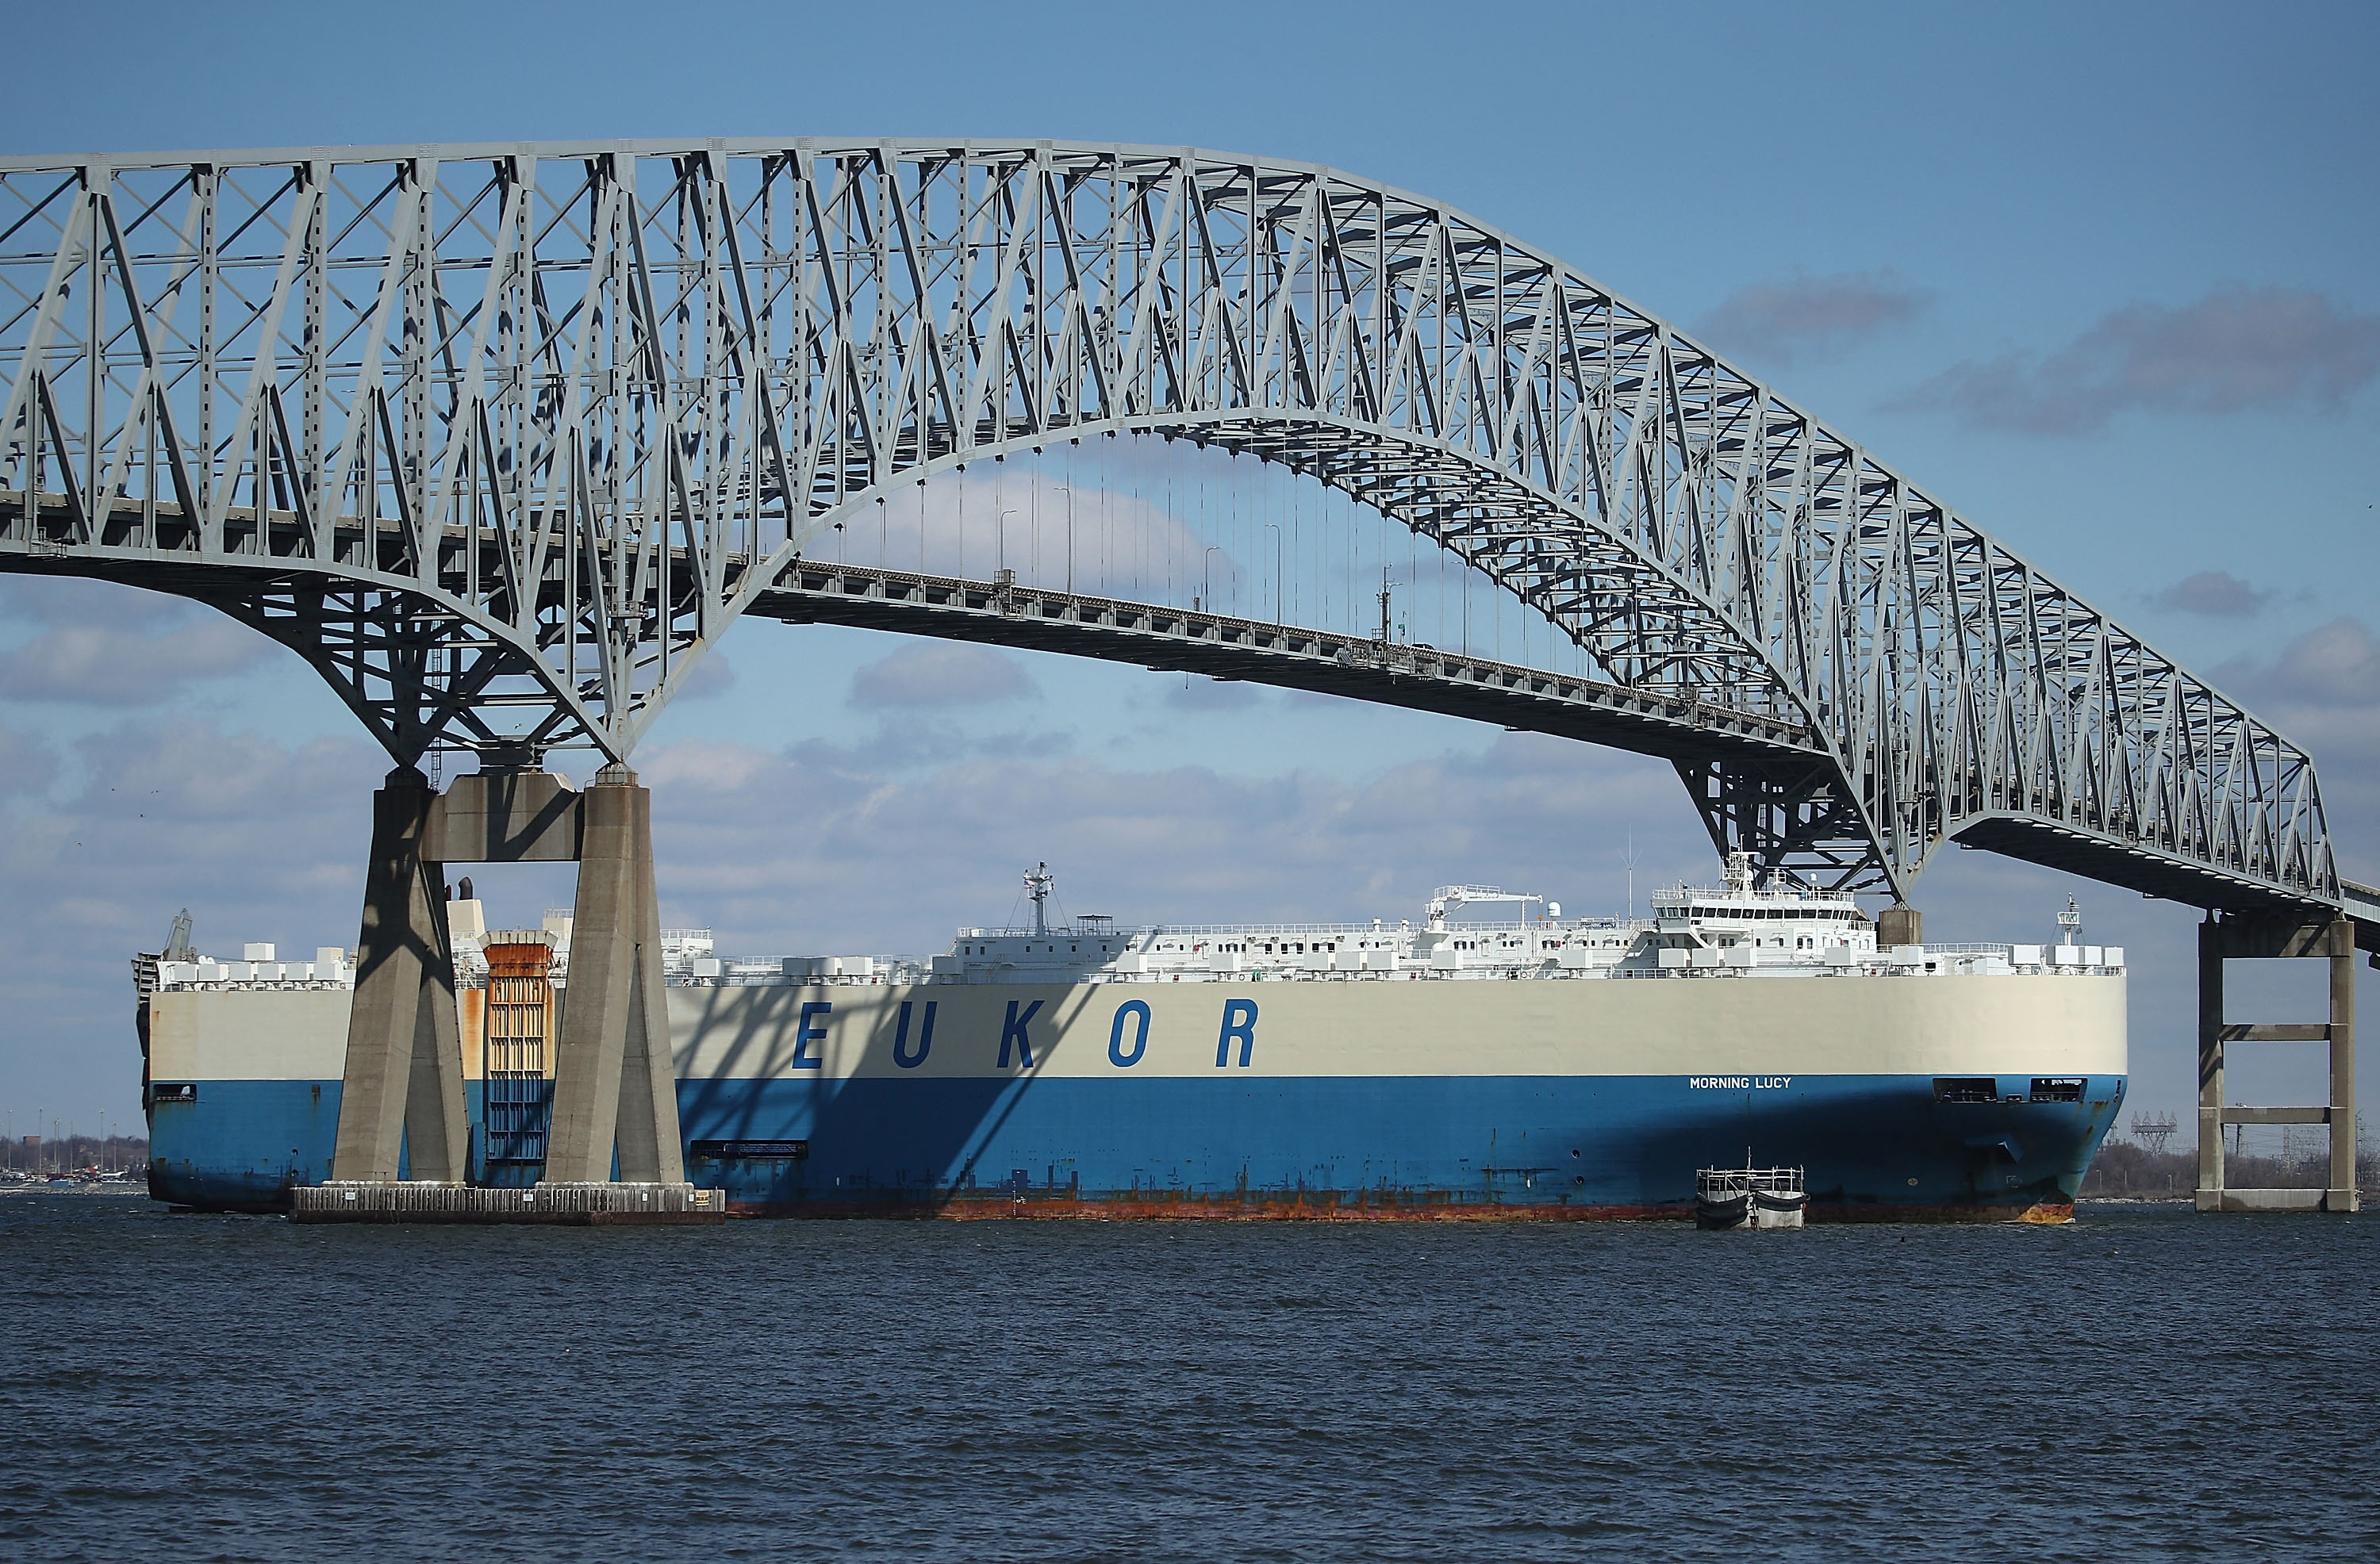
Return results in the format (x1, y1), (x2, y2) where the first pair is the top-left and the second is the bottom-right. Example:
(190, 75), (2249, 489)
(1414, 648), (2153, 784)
(0, 140), (2338, 910)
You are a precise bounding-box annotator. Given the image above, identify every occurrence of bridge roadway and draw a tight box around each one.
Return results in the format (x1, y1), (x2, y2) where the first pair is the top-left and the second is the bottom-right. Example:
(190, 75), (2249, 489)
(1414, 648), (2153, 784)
(753, 560), (1821, 768)
(2, 483), (1813, 767)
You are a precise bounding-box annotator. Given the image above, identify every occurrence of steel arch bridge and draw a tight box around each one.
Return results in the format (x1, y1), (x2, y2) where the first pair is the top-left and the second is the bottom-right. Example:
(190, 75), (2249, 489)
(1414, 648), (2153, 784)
(0, 139), (2340, 912)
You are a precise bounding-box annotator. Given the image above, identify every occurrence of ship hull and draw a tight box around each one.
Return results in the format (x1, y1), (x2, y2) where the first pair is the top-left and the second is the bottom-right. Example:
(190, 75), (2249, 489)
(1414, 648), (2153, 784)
(145, 973), (2125, 1221)
(680, 1071), (2111, 1222)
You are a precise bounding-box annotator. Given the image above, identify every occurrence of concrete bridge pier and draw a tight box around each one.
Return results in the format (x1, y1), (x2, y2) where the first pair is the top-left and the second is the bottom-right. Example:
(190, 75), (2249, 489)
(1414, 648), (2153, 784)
(324, 760), (687, 1213)
(2196, 910), (2359, 1213)
(331, 767), (470, 1183)
(543, 767), (685, 1186)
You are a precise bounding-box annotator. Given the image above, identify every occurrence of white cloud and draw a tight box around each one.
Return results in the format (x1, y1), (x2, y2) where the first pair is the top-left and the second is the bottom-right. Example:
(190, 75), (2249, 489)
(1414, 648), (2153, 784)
(813, 465), (1234, 599)
(1695, 268), (1929, 366)
(2148, 571), (2274, 619)
(644, 728), (1702, 956)
(635, 738), (781, 795)
(0, 577), (278, 703)
(0, 723), (58, 797)
(0, 719), (391, 1127)
(2214, 617), (2380, 881)
(1902, 286), (2380, 435)
(850, 641), (1038, 708)
(69, 721), (380, 823)
(673, 650), (737, 703)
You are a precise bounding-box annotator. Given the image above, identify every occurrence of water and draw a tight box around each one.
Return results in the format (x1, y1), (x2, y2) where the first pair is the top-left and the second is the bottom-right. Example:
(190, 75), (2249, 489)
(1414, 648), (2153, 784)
(5, 1195), (2375, 1562)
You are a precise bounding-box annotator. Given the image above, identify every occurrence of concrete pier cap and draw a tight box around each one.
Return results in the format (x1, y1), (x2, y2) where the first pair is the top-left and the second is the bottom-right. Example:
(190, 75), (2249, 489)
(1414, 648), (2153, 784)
(1878, 903), (1921, 949)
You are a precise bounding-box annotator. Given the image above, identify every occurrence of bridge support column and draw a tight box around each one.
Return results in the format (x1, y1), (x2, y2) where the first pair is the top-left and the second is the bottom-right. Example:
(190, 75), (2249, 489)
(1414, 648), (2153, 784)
(2328, 918), (2357, 1213)
(332, 767), (470, 1183)
(543, 767), (684, 1186)
(2194, 911), (2358, 1213)
(2196, 918), (2225, 1203)
(328, 760), (686, 1199)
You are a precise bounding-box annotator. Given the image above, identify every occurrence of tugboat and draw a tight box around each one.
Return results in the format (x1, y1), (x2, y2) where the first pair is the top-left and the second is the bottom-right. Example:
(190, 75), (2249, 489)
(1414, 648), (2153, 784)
(1695, 1161), (1808, 1230)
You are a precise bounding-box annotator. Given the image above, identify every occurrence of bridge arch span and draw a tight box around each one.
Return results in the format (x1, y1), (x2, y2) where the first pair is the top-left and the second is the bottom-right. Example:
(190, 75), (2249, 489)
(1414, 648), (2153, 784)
(0, 139), (2335, 910)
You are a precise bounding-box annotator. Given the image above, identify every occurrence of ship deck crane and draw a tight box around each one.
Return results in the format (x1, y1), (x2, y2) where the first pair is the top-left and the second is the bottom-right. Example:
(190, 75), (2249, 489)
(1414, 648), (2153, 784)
(1425, 887), (1550, 931)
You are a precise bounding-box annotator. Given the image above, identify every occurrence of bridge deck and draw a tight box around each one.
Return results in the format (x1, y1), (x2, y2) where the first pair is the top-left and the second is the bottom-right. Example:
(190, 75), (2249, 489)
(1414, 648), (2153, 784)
(2344, 880), (2380, 956)
(752, 562), (1821, 768)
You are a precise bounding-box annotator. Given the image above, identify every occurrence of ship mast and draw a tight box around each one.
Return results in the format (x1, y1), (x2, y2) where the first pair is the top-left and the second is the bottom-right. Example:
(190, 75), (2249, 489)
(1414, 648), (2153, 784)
(1025, 863), (1054, 938)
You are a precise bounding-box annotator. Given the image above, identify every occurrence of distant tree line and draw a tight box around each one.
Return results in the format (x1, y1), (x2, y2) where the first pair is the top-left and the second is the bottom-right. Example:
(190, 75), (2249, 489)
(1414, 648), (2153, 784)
(2083, 1134), (2379, 1198)
(1, 1133), (148, 1175)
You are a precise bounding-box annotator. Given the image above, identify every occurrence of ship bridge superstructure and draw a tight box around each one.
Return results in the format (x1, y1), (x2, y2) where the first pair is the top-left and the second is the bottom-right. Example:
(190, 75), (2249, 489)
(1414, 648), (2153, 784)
(923, 869), (2115, 984)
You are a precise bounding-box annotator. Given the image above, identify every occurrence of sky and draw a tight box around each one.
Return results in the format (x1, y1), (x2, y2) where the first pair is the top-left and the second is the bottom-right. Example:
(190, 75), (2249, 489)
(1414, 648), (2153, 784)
(1, 0), (2374, 1148)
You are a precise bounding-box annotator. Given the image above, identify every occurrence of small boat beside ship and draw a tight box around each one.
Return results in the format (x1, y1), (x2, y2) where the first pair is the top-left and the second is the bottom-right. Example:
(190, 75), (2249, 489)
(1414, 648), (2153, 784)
(1695, 1163), (1809, 1230)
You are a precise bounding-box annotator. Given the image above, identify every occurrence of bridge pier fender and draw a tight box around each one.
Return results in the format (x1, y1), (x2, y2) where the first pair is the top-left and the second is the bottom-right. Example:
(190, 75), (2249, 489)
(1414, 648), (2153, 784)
(543, 767), (684, 1186)
(2195, 910), (2359, 1213)
(332, 767), (470, 1183)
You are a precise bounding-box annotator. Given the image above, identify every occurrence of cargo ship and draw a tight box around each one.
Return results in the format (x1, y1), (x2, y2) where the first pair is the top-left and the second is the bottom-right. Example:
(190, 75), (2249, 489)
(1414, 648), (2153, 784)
(134, 857), (2126, 1221)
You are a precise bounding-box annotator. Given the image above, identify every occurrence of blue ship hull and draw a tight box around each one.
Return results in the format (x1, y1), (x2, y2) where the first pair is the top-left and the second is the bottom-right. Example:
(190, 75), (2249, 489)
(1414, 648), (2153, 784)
(148, 1070), (2122, 1221)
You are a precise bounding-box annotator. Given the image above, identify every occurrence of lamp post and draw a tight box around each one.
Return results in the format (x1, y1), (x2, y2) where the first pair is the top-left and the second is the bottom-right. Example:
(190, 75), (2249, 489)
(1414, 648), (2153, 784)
(1203, 546), (1222, 612)
(999, 508), (1018, 579)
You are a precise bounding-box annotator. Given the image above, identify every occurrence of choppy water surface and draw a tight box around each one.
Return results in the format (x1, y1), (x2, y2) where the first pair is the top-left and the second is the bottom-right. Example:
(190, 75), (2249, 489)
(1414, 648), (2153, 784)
(4, 1196), (2375, 1562)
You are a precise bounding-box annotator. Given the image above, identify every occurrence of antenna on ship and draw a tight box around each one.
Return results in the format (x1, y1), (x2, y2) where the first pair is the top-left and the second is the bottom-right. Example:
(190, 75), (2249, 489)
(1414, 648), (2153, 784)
(2057, 895), (2082, 948)
(1024, 863), (1054, 938)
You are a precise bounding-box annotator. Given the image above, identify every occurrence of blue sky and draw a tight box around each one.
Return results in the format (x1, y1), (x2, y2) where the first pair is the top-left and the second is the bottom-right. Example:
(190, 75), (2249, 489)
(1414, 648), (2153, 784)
(2, 0), (2374, 1143)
